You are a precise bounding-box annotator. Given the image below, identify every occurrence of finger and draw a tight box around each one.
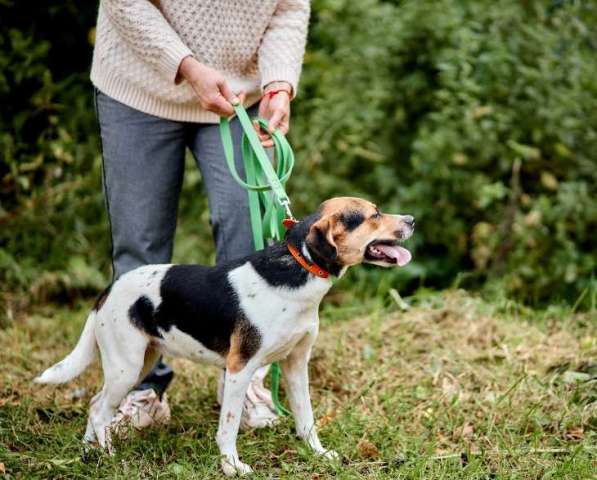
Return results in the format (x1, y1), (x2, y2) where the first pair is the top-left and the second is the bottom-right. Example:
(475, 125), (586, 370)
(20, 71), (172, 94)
(237, 90), (246, 104)
(254, 119), (273, 140)
(276, 114), (290, 135)
(253, 120), (266, 139)
(278, 121), (289, 135)
(268, 109), (285, 132)
(218, 79), (239, 105)
(261, 139), (274, 148)
(210, 94), (234, 116)
(258, 132), (271, 143)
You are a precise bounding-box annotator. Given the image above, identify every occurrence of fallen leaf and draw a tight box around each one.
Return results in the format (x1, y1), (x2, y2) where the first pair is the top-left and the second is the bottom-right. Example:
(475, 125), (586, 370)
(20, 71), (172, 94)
(564, 426), (584, 441)
(463, 423), (474, 438)
(358, 439), (380, 459)
(317, 409), (337, 428)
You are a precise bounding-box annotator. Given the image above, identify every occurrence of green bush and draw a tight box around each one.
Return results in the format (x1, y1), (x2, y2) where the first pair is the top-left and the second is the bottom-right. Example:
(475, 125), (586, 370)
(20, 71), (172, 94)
(290, 0), (597, 306)
(0, 2), (106, 317)
(1, 0), (595, 318)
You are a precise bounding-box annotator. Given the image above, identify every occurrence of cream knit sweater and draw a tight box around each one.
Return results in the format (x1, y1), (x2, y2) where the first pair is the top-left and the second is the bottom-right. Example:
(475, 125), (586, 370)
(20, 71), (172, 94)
(91, 0), (310, 123)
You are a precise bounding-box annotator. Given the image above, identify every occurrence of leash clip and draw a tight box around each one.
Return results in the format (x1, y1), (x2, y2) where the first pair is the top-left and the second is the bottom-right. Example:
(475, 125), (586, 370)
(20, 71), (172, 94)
(280, 199), (299, 229)
(280, 199), (295, 221)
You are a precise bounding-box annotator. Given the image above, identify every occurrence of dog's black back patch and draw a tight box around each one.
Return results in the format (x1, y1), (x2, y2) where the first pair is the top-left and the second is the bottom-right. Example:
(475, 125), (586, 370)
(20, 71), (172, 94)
(128, 296), (159, 337)
(153, 264), (245, 354)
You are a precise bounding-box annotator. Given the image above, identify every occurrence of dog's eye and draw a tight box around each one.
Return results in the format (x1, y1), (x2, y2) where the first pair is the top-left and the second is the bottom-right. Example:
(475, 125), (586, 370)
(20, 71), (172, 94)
(371, 211), (381, 219)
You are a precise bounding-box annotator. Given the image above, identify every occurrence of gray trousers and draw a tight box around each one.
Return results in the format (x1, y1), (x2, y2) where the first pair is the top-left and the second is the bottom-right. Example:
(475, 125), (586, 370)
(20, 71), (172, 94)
(95, 90), (254, 278)
(95, 90), (255, 391)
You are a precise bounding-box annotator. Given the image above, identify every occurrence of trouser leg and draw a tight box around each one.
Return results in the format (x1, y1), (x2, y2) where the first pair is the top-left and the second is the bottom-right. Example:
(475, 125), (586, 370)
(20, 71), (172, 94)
(187, 107), (256, 263)
(95, 90), (185, 394)
(95, 90), (186, 279)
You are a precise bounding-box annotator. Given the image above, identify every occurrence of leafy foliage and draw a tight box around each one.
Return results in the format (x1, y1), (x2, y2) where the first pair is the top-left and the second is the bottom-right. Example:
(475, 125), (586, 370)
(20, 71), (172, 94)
(1, 0), (596, 317)
(291, 0), (597, 306)
(1, 2), (107, 317)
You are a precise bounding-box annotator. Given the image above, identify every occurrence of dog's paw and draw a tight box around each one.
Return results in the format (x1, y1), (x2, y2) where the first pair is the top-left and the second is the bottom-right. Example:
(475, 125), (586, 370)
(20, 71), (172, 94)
(221, 456), (253, 477)
(319, 449), (340, 462)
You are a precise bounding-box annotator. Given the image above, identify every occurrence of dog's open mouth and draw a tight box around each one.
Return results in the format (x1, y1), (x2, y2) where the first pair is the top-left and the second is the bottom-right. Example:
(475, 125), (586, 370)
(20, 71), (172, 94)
(365, 240), (412, 267)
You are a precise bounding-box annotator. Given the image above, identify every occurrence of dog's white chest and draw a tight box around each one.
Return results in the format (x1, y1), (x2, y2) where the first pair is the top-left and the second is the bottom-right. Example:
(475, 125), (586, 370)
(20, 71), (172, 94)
(228, 262), (329, 362)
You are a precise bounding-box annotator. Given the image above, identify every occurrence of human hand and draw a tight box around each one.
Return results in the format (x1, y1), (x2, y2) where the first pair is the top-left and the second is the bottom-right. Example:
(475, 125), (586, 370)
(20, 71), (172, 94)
(256, 82), (292, 147)
(177, 56), (239, 117)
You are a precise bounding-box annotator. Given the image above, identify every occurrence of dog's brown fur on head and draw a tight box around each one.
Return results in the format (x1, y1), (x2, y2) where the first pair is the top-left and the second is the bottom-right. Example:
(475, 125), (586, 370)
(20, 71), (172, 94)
(306, 197), (414, 267)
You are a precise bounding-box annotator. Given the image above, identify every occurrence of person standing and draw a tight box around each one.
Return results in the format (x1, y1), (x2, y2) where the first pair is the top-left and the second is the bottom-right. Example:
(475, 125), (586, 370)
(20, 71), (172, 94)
(91, 0), (310, 430)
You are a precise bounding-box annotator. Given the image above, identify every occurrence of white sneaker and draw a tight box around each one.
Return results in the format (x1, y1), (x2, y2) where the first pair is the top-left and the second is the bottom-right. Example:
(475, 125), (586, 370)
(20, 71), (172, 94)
(218, 365), (279, 430)
(111, 388), (171, 436)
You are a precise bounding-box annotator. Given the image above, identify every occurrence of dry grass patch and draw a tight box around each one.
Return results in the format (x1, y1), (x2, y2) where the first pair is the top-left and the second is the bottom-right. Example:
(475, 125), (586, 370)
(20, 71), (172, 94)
(0, 290), (595, 478)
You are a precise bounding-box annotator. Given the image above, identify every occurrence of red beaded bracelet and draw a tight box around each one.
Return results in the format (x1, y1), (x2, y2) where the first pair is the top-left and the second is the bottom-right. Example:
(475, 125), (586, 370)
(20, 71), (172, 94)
(262, 88), (291, 100)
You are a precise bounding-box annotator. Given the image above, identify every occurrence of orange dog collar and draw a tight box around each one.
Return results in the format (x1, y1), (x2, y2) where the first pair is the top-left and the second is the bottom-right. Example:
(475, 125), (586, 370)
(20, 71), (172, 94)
(287, 244), (329, 279)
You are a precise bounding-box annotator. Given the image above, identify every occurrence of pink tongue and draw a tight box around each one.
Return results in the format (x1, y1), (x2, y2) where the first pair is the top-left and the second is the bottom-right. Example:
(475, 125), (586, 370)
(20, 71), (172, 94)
(376, 245), (412, 267)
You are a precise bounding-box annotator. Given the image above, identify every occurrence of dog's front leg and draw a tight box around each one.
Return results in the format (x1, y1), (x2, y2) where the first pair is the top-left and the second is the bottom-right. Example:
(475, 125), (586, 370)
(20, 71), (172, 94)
(217, 366), (256, 477)
(281, 333), (338, 460)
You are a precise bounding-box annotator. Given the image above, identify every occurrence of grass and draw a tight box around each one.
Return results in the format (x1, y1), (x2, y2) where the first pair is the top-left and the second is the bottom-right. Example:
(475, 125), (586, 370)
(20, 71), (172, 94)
(0, 290), (595, 479)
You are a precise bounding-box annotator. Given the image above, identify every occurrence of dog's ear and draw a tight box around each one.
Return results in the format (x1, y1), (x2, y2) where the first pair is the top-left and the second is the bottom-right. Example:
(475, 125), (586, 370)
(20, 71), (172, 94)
(306, 216), (338, 261)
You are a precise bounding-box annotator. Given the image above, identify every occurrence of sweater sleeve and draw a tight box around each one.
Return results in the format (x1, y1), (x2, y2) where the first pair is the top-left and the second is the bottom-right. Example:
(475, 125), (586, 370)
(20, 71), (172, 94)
(258, 0), (310, 96)
(100, 0), (193, 83)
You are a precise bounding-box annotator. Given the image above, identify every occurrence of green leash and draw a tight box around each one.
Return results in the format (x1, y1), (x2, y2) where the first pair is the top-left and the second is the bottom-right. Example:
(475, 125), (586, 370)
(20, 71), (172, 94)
(219, 102), (294, 416)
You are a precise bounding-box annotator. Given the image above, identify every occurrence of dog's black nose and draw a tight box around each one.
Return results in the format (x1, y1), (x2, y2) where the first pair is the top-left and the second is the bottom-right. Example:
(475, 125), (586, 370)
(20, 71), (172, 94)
(403, 215), (415, 227)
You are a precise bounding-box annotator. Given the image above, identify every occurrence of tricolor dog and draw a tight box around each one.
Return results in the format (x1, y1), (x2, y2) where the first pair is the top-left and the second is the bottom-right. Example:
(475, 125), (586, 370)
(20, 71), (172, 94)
(36, 197), (414, 476)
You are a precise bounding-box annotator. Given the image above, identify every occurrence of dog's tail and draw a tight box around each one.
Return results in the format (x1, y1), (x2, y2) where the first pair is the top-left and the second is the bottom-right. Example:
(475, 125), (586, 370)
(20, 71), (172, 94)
(34, 310), (98, 384)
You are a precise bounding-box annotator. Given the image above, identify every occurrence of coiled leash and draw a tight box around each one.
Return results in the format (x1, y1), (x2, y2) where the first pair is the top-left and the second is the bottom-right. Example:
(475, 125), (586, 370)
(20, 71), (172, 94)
(219, 101), (296, 416)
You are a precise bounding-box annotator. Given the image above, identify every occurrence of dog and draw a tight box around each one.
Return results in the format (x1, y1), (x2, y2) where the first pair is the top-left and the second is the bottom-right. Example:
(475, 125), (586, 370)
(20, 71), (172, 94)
(35, 197), (414, 476)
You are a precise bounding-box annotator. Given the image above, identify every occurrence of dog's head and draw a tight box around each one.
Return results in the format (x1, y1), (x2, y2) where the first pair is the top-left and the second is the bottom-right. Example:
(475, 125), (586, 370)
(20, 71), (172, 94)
(305, 197), (414, 268)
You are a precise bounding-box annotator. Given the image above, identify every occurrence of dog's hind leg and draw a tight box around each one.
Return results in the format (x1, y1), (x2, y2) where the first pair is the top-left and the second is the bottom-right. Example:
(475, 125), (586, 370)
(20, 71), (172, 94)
(83, 391), (103, 443)
(91, 334), (148, 450)
(137, 345), (162, 385)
